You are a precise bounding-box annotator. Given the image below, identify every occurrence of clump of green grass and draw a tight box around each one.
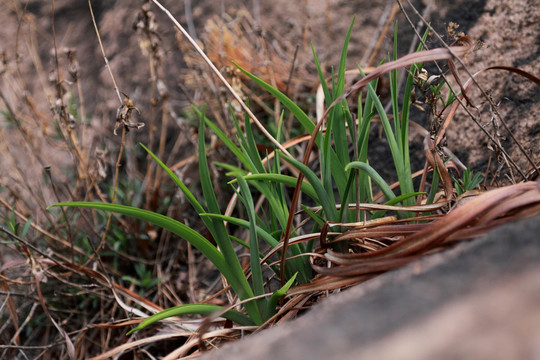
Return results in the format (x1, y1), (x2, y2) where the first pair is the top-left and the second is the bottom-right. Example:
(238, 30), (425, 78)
(453, 168), (484, 195)
(50, 13), (473, 333)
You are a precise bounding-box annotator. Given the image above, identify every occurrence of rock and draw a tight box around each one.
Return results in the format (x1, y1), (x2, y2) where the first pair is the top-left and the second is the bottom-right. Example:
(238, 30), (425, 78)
(201, 214), (540, 359)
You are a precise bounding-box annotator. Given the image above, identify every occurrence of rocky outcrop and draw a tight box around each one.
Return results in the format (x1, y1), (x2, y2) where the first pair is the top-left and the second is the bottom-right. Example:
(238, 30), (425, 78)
(202, 214), (540, 359)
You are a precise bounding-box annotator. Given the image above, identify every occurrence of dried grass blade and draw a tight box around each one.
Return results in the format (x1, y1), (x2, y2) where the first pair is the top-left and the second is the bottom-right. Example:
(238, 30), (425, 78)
(88, 332), (193, 360)
(323, 36), (474, 118)
(339, 182), (536, 260)
(424, 135), (454, 200)
(314, 256), (419, 277)
(333, 224), (427, 243)
(34, 272), (75, 359)
(288, 275), (371, 296)
(476, 190), (540, 225)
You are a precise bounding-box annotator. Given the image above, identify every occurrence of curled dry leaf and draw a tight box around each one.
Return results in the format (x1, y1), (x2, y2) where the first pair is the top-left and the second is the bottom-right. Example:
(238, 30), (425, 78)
(301, 181), (539, 287)
(424, 135), (454, 201)
(114, 93), (145, 135)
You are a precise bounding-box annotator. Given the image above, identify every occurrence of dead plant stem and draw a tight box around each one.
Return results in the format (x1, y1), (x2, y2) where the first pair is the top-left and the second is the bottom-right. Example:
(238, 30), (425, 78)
(87, 0), (128, 265)
(88, 0), (122, 103)
(45, 166), (74, 261)
(145, 53), (157, 210)
(94, 127), (127, 259)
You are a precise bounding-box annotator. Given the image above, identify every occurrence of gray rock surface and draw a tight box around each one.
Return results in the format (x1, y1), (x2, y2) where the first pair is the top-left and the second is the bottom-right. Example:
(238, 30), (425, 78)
(201, 214), (540, 359)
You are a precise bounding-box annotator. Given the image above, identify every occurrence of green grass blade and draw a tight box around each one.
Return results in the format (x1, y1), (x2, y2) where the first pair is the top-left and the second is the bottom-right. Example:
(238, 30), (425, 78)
(362, 71), (416, 212)
(202, 213), (279, 248)
(127, 303), (254, 335)
(311, 44), (332, 108)
(197, 116), (262, 324)
(240, 174), (318, 201)
(215, 162), (248, 176)
(280, 153), (338, 221)
(203, 212), (310, 283)
(356, 72), (378, 203)
(399, 27), (430, 203)
(219, 166), (291, 231)
(243, 112), (266, 174)
(266, 272), (297, 318)
(427, 167), (441, 203)
(336, 16), (355, 96)
(345, 162), (396, 202)
(234, 63), (315, 135)
(236, 176), (265, 303)
(139, 143), (206, 215)
(390, 22), (401, 145)
(364, 80), (403, 174)
(332, 16), (355, 165)
(49, 202), (228, 274)
(201, 111), (248, 166)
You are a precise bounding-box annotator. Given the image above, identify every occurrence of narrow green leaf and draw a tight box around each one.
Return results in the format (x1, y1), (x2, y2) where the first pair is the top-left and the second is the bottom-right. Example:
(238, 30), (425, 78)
(280, 153), (338, 221)
(50, 202), (227, 273)
(197, 116), (262, 324)
(301, 205), (326, 228)
(200, 110), (248, 166)
(139, 143), (206, 215)
(203, 213), (310, 283)
(311, 44), (332, 108)
(241, 174), (318, 201)
(427, 166), (441, 203)
(236, 176), (265, 301)
(243, 112), (266, 174)
(21, 217), (33, 239)
(127, 304), (254, 335)
(332, 16), (356, 166)
(390, 22), (401, 144)
(345, 162), (396, 202)
(266, 272), (298, 318)
(234, 63), (315, 135)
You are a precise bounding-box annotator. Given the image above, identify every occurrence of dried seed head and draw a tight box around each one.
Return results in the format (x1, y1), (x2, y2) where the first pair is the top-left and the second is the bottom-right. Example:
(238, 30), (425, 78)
(417, 68), (428, 82)
(447, 21), (460, 38)
(114, 93), (145, 135)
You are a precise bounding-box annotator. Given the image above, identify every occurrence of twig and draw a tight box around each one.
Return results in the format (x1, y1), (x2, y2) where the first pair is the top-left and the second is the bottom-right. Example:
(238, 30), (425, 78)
(44, 166), (74, 261)
(284, 45), (300, 97)
(365, 2), (399, 67)
(93, 127), (127, 257)
(88, 0), (122, 103)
